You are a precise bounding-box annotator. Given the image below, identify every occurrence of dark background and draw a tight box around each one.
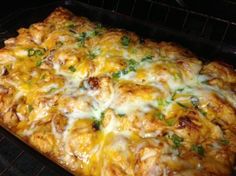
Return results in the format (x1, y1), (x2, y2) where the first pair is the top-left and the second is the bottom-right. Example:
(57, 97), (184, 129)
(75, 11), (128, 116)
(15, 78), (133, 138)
(1, 0), (236, 21)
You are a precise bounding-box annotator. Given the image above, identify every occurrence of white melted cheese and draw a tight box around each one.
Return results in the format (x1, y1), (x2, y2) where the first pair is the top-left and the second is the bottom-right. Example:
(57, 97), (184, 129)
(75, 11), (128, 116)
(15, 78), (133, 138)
(33, 103), (50, 121)
(40, 83), (58, 92)
(0, 53), (16, 64)
(111, 99), (154, 115)
(63, 108), (93, 119)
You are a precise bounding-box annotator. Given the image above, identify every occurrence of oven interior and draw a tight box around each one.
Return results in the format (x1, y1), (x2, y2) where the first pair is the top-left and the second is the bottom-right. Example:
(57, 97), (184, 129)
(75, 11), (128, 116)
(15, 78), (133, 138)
(0, 0), (235, 175)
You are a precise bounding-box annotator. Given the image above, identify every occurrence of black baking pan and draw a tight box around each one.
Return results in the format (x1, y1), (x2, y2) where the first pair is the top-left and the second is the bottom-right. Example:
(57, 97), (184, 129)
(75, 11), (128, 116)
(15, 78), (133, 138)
(0, 0), (235, 175)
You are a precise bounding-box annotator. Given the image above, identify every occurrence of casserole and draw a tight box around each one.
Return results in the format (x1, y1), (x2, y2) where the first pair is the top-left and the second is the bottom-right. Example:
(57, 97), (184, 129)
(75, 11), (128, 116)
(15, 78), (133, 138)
(0, 7), (235, 176)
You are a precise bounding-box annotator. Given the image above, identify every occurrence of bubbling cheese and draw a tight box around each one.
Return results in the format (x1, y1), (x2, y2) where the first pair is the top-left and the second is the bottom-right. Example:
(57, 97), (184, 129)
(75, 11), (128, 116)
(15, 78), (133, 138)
(0, 7), (235, 176)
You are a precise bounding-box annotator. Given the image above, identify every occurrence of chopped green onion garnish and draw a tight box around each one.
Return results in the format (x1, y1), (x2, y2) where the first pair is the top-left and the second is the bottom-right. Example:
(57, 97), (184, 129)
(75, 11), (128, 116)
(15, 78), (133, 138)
(157, 99), (171, 107)
(28, 48), (44, 57)
(192, 145), (205, 156)
(118, 114), (126, 117)
(171, 134), (184, 148)
(35, 60), (42, 67)
(219, 139), (229, 145)
(171, 89), (184, 101)
(68, 65), (76, 72)
(173, 73), (181, 80)
(141, 56), (153, 62)
(28, 105), (33, 113)
(92, 119), (101, 130)
(165, 118), (176, 126)
(112, 71), (121, 79)
(121, 35), (130, 47)
(67, 23), (76, 29)
(88, 47), (101, 59)
(47, 87), (57, 94)
(127, 59), (138, 72)
(101, 112), (105, 119)
(35, 50), (44, 56)
(76, 32), (87, 47)
(156, 112), (165, 120)
(198, 109), (207, 116)
(92, 114), (104, 131)
(28, 49), (35, 57)
(176, 102), (188, 109)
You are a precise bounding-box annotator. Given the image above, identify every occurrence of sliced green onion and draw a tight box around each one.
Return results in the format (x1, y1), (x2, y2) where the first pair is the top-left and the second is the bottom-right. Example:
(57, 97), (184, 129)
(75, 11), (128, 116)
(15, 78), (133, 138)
(176, 102), (188, 109)
(192, 145), (205, 156)
(141, 56), (153, 62)
(165, 118), (176, 126)
(112, 71), (121, 79)
(219, 139), (229, 145)
(68, 65), (76, 72)
(35, 60), (42, 67)
(118, 114), (126, 117)
(28, 49), (35, 57)
(121, 35), (130, 47)
(47, 87), (57, 94)
(35, 50), (44, 56)
(28, 105), (33, 113)
(156, 112), (165, 120)
(171, 134), (184, 148)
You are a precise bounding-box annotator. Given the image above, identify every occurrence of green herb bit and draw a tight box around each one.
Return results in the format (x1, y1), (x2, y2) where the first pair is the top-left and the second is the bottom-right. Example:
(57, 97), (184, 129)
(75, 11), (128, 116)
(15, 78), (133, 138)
(28, 48), (44, 57)
(35, 60), (42, 67)
(171, 134), (184, 148)
(67, 23), (76, 29)
(173, 73), (182, 80)
(121, 35), (130, 47)
(88, 51), (96, 59)
(101, 112), (105, 119)
(156, 112), (165, 120)
(176, 88), (185, 92)
(77, 32), (87, 47)
(165, 118), (176, 126)
(40, 74), (46, 80)
(118, 113), (126, 117)
(92, 118), (101, 130)
(28, 48), (35, 57)
(28, 105), (33, 113)
(157, 99), (171, 107)
(219, 139), (229, 145)
(141, 56), (153, 62)
(171, 88), (185, 101)
(68, 65), (76, 72)
(88, 48), (101, 59)
(127, 59), (137, 66)
(198, 109), (207, 117)
(92, 114), (104, 131)
(190, 96), (199, 107)
(121, 69), (129, 75)
(127, 59), (138, 72)
(34, 49), (44, 56)
(112, 71), (121, 79)
(94, 23), (103, 35)
(176, 102), (188, 109)
(48, 87), (57, 94)
(201, 80), (209, 84)
(192, 145), (205, 156)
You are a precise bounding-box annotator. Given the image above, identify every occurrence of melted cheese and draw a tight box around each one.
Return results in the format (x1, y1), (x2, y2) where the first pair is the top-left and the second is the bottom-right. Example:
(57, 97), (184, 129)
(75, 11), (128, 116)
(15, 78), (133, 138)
(0, 7), (235, 176)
